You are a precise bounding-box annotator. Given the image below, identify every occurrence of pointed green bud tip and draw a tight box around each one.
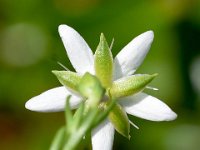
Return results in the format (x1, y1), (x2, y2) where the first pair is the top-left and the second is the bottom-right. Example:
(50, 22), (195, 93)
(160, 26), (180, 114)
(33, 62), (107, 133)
(77, 72), (105, 103)
(100, 33), (105, 41)
(52, 70), (62, 80)
(152, 73), (158, 78)
(52, 70), (81, 91)
(52, 70), (57, 74)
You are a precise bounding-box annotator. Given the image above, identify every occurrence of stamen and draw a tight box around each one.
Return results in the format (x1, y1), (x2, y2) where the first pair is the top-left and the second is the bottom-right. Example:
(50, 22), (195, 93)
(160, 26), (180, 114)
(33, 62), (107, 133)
(57, 61), (70, 71)
(146, 86), (159, 91)
(129, 120), (139, 129)
(109, 38), (114, 50)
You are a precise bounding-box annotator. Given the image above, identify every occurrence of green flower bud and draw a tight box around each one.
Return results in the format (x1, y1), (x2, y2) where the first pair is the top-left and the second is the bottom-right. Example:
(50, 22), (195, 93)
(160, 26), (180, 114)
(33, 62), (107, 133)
(77, 72), (105, 108)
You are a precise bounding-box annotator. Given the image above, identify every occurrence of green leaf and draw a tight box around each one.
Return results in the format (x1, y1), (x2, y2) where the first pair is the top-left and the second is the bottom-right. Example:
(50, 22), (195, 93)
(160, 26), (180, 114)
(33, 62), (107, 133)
(52, 70), (82, 91)
(108, 103), (130, 139)
(63, 106), (99, 150)
(50, 126), (65, 150)
(110, 74), (158, 98)
(94, 33), (113, 88)
(72, 102), (84, 131)
(77, 72), (105, 108)
(65, 96), (73, 133)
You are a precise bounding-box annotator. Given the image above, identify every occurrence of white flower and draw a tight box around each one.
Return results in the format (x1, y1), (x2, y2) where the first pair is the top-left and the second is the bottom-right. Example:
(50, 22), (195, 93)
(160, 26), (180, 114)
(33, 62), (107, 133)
(25, 25), (177, 150)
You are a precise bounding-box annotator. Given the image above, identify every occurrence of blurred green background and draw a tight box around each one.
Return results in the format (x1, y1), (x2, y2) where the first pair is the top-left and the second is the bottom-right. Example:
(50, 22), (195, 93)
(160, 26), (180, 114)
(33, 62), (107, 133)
(1, 0), (200, 149)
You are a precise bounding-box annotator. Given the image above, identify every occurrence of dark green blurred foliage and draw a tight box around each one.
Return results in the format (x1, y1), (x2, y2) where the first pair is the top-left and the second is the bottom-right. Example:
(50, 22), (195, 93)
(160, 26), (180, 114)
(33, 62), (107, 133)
(176, 19), (200, 109)
(0, 0), (200, 150)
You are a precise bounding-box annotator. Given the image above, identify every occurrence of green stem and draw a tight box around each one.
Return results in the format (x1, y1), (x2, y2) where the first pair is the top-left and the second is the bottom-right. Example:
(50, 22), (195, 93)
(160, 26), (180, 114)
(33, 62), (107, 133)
(63, 109), (99, 150)
(50, 127), (65, 150)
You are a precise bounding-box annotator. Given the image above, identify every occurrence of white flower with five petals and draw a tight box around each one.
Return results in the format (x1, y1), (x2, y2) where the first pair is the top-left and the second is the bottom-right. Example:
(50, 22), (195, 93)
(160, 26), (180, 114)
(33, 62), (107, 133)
(25, 25), (177, 150)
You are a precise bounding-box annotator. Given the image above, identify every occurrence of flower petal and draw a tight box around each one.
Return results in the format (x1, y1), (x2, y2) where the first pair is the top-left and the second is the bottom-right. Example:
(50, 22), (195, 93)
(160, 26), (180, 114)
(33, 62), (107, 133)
(58, 25), (94, 74)
(25, 86), (81, 112)
(92, 120), (115, 150)
(114, 31), (154, 79)
(119, 93), (177, 121)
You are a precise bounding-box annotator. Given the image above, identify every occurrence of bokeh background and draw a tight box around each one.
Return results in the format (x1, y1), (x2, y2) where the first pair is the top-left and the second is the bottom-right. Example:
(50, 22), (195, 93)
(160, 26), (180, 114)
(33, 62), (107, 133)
(1, 0), (200, 149)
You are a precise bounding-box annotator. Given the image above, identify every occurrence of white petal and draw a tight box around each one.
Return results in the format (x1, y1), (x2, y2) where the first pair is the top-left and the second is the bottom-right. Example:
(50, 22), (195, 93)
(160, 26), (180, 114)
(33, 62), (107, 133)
(119, 93), (177, 121)
(25, 86), (81, 112)
(114, 31), (154, 79)
(92, 120), (115, 150)
(58, 25), (94, 74)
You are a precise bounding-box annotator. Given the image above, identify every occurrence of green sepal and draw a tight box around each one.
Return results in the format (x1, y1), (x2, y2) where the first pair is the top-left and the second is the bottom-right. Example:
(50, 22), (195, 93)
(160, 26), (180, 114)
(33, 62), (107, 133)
(77, 72), (105, 108)
(107, 103), (130, 139)
(52, 70), (82, 91)
(94, 33), (113, 88)
(110, 74), (158, 98)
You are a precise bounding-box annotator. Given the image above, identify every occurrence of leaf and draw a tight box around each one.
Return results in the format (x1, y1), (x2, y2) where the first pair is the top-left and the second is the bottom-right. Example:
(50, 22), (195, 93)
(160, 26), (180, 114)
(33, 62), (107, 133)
(94, 33), (113, 88)
(108, 103), (130, 139)
(72, 102), (84, 131)
(52, 70), (82, 91)
(63, 106), (99, 150)
(50, 126), (65, 150)
(65, 96), (73, 133)
(110, 74), (158, 98)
